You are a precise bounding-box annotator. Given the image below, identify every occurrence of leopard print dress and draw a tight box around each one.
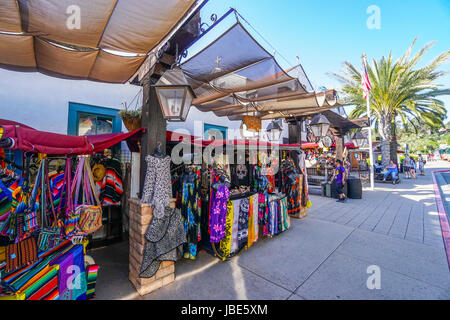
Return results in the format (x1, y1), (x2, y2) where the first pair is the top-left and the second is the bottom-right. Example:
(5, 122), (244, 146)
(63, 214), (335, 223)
(141, 155), (172, 219)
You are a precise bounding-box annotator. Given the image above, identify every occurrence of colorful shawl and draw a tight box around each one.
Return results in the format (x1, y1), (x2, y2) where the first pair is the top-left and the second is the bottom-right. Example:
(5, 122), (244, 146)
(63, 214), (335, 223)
(50, 244), (87, 300)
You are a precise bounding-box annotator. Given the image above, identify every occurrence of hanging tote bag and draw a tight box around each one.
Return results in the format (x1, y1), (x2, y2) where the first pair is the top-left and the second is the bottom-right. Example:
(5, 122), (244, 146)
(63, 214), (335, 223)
(6, 157), (41, 242)
(37, 159), (64, 252)
(65, 157), (80, 237)
(76, 158), (102, 234)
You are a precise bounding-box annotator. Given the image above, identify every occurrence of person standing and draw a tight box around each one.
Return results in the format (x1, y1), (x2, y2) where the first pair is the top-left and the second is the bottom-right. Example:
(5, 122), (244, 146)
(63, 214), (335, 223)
(331, 159), (347, 202)
(418, 154), (425, 176)
(403, 155), (411, 179)
(410, 157), (417, 179)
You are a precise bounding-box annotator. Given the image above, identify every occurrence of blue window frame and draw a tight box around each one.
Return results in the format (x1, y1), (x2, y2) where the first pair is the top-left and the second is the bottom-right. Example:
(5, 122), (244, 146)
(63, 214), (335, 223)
(68, 102), (122, 136)
(204, 123), (228, 140)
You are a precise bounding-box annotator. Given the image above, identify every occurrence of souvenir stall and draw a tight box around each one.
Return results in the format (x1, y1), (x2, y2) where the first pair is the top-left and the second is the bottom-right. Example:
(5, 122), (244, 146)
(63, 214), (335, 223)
(0, 123), (143, 300)
(154, 138), (310, 263)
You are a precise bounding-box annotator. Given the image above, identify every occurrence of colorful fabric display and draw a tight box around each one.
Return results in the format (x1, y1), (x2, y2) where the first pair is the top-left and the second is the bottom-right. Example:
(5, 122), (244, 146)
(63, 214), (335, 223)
(0, 245), (5, 263)
(230, 199), (240, 254)
(0, 241), (73, 300)
(180, 168), (201, 259)
(6, 237), (38, 273)
(49, 172), (65, 208)
(50, 244), (87, 300)
(98, 158), (123, 206)
(86, 264), (99, 300)
(219, 200), (233, 261)
(209, 184), (230, 243)
(22, 265), (59, 300)
(237, 197), (250, 251)
(0, 180), (12, 221)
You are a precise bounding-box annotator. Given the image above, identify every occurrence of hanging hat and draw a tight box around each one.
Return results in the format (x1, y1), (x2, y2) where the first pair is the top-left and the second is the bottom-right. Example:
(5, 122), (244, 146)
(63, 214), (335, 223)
(92, 163), (106, 182)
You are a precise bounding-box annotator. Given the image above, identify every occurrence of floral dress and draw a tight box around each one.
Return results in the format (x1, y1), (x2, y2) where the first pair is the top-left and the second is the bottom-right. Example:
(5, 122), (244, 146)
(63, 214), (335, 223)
(209, 184), (230, 243)
(219, 200), (234, 260)
(180, 170), (201, 259)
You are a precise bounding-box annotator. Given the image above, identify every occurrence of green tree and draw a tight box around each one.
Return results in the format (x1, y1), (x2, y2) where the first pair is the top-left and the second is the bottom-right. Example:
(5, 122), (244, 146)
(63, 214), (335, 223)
(332, 40), (449, 167)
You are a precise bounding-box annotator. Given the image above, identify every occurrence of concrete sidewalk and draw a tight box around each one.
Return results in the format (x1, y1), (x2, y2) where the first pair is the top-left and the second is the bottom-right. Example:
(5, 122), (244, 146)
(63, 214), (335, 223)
(91, 160), (450, 300)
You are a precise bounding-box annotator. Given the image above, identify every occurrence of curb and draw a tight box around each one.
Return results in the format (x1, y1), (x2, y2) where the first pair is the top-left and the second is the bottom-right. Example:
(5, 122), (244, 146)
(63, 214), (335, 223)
(431, 170), (450, 271)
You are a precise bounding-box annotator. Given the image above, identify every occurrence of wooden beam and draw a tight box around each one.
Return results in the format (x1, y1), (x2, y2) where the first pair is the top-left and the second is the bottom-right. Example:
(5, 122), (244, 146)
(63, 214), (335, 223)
(139, 74), (167, 196)
(159, 53), (175, 66)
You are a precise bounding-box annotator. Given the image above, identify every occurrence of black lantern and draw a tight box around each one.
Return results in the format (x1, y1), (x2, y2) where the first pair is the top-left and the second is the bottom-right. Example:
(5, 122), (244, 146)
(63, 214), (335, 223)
(266, 120), (283, 142)
(352, 131), (367, 147)
(309, 114), (330, 138)
(154, 67), (196, 122)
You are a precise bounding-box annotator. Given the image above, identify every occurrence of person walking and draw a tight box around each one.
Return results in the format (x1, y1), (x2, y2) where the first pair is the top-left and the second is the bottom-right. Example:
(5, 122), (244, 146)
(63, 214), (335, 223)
(418, 154), (425, 176)
(382, 160), (399, 184)
(331, 159), (347, 202)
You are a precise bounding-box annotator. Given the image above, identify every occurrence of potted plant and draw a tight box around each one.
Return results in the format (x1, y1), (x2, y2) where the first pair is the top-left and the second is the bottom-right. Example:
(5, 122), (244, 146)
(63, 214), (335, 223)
(119, 107), (142, 132)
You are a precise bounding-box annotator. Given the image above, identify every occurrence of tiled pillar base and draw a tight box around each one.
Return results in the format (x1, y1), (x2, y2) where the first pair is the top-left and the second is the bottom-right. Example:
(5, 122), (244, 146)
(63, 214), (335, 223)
(128, 198), (176, 296)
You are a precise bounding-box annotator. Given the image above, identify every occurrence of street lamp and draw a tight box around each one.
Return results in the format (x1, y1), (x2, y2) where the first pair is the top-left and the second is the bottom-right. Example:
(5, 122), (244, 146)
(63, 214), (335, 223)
(352, 131), (367, 148)
(309, 114), (330, 138)
(154, 67), (196, 122)
(266, 120), (283, 142)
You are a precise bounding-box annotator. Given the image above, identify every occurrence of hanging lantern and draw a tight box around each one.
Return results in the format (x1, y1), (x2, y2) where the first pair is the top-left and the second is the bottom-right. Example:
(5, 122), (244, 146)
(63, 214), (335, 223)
(266, 120), (282, 142)
(352, 131), (367, 147)
(154, 67), (196, 122)
(309, 114), (330, 138)
(242, 115), (261, 133)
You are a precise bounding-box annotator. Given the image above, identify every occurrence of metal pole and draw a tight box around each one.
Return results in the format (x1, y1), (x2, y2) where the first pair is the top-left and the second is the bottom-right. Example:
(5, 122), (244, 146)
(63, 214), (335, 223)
(364, 55), (375, 191)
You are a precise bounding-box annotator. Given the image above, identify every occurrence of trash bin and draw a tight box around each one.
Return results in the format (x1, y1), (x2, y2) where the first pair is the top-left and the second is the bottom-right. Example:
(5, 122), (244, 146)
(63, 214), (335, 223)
(331, 180), (348, 199)
(321, 182), (332, 197)
(321, 182), (326, 197)
(347, 178), (362, 199)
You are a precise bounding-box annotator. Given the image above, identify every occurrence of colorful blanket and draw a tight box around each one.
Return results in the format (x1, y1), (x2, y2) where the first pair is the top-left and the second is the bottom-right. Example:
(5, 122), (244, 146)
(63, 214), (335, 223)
(50, 244), (87, 300)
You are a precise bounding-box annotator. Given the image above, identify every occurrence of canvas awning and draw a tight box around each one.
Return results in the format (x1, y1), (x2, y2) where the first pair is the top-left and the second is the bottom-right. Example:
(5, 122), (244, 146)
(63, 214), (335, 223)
(0, 0), (197, 83)
(0, 123), (144, 155)
(179, 22), (341, 120)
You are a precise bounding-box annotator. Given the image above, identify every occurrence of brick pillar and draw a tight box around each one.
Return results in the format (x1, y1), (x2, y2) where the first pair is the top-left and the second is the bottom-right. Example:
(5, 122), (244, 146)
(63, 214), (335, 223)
(128, 198), (176, 296)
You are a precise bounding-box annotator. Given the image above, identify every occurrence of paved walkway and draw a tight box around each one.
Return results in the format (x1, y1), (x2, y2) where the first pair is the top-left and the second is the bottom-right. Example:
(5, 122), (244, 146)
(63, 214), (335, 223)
(91, 160), (450, 300)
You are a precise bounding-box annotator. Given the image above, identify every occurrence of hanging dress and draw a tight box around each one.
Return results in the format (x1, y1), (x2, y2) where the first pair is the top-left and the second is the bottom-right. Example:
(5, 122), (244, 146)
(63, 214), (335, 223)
(237, 197), (250, 250)
(209, 184), (230, 243)
(219, 200), (234, 260)
(140, 207), (186, 278)
(180, 169), (202, 259)
(141, 155), (172, 219)
(230, 199), (240, 253)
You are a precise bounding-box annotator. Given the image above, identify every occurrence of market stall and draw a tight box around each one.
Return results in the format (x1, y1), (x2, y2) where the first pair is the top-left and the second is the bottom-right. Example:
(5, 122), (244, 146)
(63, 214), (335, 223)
(0, 122), (143, 300)
(162, 138), (310, 262)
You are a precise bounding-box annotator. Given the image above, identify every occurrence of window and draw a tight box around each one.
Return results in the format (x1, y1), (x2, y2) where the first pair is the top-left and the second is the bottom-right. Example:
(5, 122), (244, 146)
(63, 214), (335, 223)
(204, 123), (228, 140)
(78, 114), (113, 136)
(68, 102), (122, 136)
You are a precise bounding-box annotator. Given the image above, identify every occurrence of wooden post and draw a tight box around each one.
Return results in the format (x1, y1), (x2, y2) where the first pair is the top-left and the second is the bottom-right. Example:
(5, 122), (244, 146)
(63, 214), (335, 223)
(139, 74), (167, 196)
(334, 129), (345, 162)
(288, 119), (301, 171)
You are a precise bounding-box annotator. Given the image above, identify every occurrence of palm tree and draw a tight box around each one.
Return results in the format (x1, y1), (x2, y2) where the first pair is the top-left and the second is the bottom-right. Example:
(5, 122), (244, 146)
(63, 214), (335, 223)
(332, 39), (449, 167)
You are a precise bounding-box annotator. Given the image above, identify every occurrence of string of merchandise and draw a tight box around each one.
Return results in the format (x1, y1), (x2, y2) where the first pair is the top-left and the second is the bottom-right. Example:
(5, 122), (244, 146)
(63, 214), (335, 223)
(140, 141), (310, 272)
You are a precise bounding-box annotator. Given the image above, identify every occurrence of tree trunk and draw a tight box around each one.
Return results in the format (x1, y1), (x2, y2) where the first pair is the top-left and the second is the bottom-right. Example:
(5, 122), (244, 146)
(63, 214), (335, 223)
(379, 113), (392, 168)
(390, 122), (398, 165)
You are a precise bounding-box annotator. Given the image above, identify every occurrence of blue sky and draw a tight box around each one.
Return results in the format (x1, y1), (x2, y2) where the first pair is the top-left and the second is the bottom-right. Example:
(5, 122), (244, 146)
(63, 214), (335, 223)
(193, 0), (450, 118)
